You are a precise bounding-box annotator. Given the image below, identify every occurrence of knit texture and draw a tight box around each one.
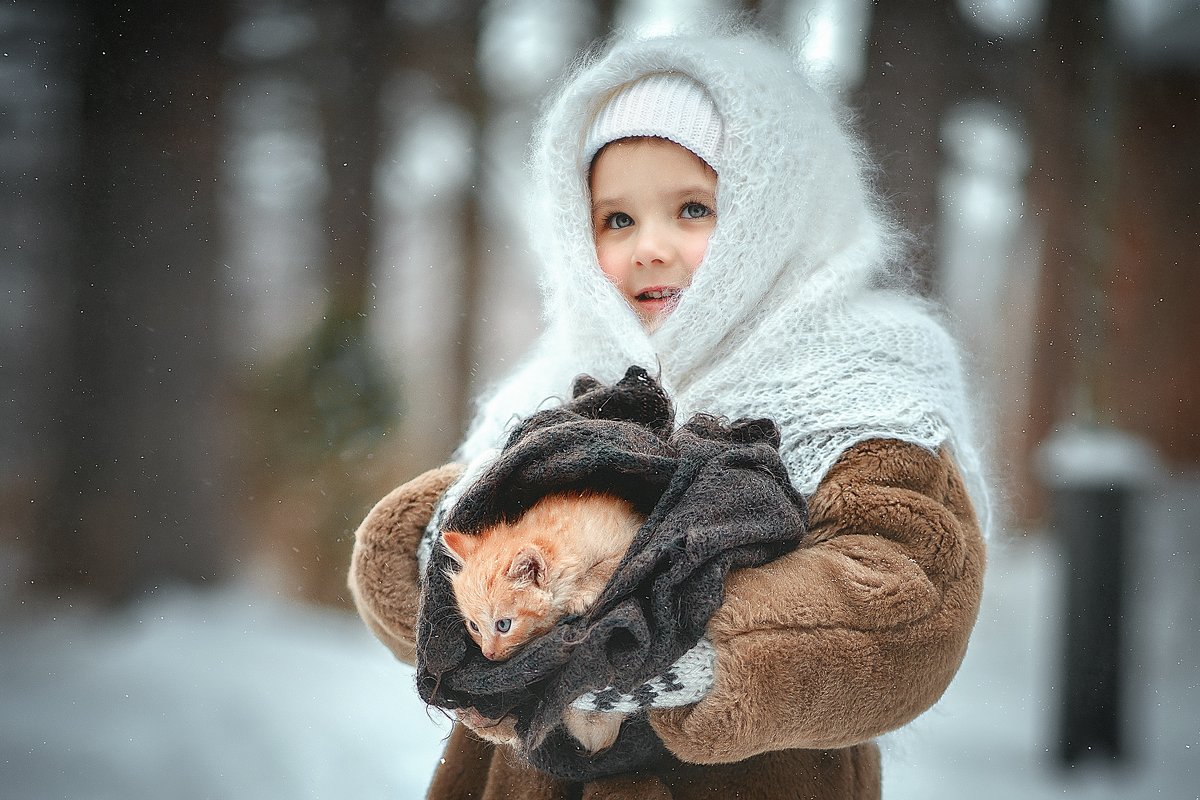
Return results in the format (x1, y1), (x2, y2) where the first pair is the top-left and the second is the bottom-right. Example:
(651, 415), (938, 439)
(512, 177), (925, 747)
(444, 30), (990, 538)
(583, 72), (724, 170)
(415, 367), (807, 781)
(569, 638), (715, 713)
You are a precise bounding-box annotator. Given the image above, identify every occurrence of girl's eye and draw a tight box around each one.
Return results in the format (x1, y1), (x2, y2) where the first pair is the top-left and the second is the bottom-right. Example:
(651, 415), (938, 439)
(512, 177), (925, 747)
(605, 212), (634, 230)
(681, 202), (712, 219)
(495, 618), (512, 634)
(469, 621), (479, 632)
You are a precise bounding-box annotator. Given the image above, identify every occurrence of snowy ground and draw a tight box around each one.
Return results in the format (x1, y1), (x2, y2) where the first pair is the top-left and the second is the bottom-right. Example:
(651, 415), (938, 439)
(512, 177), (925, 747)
(2, 482), (1196, 799)
(0, 584), (451, 799)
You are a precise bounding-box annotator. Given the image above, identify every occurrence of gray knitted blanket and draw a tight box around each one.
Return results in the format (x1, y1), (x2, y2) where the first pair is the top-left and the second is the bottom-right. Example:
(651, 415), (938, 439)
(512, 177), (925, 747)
(415, 367), (807, 781)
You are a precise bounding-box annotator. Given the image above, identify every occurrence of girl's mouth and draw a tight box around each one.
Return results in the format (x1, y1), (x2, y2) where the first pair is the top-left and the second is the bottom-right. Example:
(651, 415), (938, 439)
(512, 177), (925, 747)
(636, 286), (681, 301)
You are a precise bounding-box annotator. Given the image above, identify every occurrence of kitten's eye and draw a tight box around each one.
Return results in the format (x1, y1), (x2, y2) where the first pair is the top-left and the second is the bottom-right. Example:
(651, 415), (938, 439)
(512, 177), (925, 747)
(681, 202), (712, 219)
(495, 618), (512, 634)
(469, 621), (479, 632)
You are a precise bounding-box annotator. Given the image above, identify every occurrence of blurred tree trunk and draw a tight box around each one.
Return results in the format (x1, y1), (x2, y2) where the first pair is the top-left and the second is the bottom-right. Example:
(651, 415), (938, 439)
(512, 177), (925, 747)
(0, 5), (76, 568)
(1020, 0), (1115, 524)
(317, 0), (388, 323)
(247, 0), (400, 606)
(1102, 69), (1200, 463)
(39, 2), (231, 602)
(1028, 0), (1115, 421)
(386, 3), (485, 456)
(859, 0), (966, 289)
(858, 0), (1018, 292)
(448, 8), (489, 444)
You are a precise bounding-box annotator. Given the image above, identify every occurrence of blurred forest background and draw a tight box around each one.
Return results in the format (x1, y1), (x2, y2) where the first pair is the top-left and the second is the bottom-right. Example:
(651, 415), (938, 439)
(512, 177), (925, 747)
(1, 0), (1198, 796)
(1, 0), (1197, 611)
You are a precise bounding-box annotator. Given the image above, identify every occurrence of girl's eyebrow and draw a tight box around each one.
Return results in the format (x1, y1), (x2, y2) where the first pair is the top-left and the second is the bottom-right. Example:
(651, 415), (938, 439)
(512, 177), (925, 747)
(669, 185), (717, 200)
(590, 196), (625, 215)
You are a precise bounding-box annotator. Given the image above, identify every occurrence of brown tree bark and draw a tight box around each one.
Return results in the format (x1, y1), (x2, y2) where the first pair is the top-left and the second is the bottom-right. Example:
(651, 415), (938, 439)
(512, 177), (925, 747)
(1020, 0), (1119, 523)
(316, 0), (389, 323)
(858, 0), (1022, 292)
(40, 2), (231, 602)
(1103, 69), (1200, 464)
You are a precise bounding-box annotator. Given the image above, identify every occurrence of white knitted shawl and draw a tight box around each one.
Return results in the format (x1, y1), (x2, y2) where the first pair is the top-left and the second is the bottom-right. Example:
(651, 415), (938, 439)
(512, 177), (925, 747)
(447, 30), (989, 526)
(422, 29), (990, 715)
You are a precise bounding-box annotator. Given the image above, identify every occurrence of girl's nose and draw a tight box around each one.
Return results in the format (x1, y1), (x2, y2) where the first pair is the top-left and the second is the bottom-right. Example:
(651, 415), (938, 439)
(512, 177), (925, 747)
(633, 225), (673, 267)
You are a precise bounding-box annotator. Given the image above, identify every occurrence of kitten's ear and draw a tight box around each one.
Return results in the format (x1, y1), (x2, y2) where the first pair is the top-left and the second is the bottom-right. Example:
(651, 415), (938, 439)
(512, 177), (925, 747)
(507, 545), (548, 588)
(441, 531), (475, 565)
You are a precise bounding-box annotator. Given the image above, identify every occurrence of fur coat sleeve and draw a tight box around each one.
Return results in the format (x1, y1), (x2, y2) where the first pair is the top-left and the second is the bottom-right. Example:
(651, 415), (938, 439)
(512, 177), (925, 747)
(348, 463), (464, 665)
(647, 438), (986, 763)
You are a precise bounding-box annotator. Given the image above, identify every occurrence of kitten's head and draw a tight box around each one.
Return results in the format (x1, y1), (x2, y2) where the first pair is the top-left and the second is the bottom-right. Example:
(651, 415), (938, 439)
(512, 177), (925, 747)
(442, 530), (559, 661)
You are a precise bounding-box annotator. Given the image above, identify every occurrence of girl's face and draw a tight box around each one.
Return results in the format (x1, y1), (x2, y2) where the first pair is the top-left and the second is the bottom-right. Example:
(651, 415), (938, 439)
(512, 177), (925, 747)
(589, 137), (717, 329)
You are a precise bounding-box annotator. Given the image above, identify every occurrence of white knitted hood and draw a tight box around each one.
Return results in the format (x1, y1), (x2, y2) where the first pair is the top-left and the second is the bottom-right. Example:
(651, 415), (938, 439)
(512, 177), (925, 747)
(448, 29), (991, 533)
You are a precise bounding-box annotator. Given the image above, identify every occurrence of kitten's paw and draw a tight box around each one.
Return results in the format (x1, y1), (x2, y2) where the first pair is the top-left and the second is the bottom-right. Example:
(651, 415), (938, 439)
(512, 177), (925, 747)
(455, 707), (520, 747)
(563, 706), (625, 754)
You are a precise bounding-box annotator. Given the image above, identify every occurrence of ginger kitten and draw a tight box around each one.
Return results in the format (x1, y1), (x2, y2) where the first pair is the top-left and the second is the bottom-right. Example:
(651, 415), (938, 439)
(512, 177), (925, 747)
(441, 492), (643, 753)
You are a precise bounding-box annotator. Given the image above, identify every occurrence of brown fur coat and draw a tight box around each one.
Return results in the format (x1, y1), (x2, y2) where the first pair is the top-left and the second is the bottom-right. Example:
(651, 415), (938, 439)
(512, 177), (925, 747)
(348, 438), (986, 799)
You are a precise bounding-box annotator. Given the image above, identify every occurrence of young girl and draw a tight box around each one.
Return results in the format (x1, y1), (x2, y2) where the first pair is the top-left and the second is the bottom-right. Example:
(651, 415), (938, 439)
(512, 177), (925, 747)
(351, 26), (988, 799)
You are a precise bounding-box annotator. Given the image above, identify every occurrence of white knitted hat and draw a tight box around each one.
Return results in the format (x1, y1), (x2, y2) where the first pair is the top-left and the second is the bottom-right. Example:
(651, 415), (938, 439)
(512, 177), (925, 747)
(583, 72), (723, 171)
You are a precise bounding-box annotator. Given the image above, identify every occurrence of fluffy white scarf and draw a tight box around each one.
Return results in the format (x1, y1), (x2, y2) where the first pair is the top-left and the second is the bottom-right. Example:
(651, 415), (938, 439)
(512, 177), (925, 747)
(443, 29), (990, 533)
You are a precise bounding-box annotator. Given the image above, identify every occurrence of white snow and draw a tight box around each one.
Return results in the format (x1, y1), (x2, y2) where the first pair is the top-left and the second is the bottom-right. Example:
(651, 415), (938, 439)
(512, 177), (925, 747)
(0, 585), (449, 800)
(1036, 424), (1162, 488)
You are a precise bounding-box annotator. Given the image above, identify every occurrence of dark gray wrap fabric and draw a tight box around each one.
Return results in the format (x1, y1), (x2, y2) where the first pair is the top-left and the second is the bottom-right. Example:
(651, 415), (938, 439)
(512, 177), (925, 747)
(416, 367), (807, 781)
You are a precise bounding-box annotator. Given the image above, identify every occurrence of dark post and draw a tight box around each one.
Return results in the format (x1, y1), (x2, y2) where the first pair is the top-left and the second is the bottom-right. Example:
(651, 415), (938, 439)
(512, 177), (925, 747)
(1039, 426), (1157, 764)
